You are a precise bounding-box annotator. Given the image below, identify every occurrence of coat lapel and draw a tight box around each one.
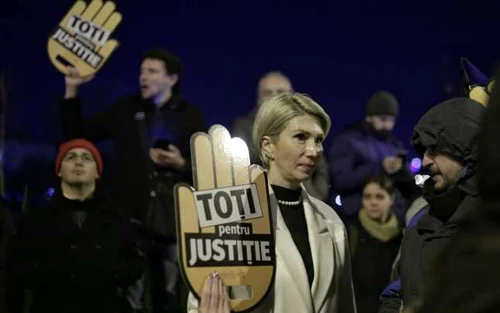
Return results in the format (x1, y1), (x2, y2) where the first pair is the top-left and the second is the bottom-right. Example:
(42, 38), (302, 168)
(270, 187), (314, 312)
(303, 191), (335, 312)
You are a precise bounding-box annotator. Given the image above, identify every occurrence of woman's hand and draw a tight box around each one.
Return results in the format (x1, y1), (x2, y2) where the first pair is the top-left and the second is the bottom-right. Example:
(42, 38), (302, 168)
(200, 272), (231, 313)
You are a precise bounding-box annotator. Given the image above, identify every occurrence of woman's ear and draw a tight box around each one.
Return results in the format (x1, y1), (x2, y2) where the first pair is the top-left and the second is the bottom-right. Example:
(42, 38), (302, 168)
(261, 135), (274, 160)
(390, 194), (395, 207)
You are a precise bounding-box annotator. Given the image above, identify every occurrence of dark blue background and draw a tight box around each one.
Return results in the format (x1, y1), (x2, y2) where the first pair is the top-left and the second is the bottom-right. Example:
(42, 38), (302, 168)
(1, 0), (499, 205)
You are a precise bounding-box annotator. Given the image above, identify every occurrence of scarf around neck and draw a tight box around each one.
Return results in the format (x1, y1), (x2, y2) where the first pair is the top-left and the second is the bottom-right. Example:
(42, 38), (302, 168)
(359, 208), (401, 242)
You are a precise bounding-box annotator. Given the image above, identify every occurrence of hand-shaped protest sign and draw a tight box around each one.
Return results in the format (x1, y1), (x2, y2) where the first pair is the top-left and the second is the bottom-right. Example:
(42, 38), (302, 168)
(47, 0), (122, 77)
(175, 125), (275, 312)
(470, 80), (496, 107)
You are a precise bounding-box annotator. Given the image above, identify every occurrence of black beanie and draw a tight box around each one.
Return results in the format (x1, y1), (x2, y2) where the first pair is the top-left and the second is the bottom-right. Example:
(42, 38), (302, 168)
(366, 91), (399, 117)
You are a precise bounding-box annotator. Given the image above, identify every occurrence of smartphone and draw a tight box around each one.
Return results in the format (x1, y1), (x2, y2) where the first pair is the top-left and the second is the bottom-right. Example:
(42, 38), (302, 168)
(154, 139), (172, 150)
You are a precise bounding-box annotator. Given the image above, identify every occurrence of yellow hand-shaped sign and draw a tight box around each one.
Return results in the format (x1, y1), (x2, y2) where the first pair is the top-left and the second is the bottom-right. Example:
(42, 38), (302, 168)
(175, 125), (275, 312)
(470, 80), (496, 107)
(47, 0), (122, 77)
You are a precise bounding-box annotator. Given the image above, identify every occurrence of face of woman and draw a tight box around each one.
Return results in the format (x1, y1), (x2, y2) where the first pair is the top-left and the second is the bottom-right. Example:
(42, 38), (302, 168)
(362, 182), (394, 221)
(263, 114), (325, 189)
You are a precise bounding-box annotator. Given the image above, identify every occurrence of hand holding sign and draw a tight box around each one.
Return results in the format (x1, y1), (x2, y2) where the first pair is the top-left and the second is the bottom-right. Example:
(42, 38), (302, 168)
(199, 273), (231, 313)
(48, 0), (122, 77)
(175, 125), (275, 312)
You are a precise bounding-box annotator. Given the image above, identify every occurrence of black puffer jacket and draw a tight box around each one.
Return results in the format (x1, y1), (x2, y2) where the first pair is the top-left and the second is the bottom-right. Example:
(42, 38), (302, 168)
(379, 97), (486, 313)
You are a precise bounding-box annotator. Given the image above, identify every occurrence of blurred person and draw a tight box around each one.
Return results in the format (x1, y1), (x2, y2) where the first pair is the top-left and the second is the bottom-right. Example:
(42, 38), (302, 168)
(0, 201), (15, 313)
(233, 71), (293, 164)
(379, 96), (485, 313)
(233, 72), (330, 201)
(409, 68), (500, 313)
(328, 91), (418, 225)
(5, 139), (145, 313)
(60, 49), (204, 312)
(188, 93), (357, 313)
(349, 176), (402, 313)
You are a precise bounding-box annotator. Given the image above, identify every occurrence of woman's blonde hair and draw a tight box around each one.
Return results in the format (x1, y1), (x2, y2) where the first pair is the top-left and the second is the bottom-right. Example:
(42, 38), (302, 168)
(252, 92), (331, 168)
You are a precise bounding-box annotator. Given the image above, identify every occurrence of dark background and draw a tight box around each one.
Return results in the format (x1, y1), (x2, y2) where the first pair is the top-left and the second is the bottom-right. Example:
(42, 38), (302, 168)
(1, 0), (498, 207)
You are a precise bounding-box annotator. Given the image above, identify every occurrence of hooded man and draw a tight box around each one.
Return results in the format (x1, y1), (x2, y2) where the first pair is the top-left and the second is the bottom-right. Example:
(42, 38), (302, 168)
(395, 64), (500, 313)
(6, 139), (145, 313)
(379, 95), (486, 313)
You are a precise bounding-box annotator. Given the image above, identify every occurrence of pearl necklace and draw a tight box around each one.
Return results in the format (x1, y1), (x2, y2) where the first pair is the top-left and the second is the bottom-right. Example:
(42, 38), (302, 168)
(277, 197), (302, 206)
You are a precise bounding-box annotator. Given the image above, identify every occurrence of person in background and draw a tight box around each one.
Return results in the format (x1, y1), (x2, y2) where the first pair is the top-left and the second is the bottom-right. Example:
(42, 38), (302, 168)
(349, 176), (402, 313)
(189, 93), (357, 313)
(379, 95), (485, 313)
(406, 67), (499, 313)
(60, 49), (204, 312)
(0, 202), (15, 313)
(233, 71), (330, 201)
(6, 139), (145, 313)
(233, 71), (293, 164)
(328, 90), (417, 225)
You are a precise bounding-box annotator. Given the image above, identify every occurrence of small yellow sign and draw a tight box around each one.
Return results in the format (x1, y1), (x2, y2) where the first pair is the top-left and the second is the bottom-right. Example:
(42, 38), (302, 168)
(47, 0), (122, 77)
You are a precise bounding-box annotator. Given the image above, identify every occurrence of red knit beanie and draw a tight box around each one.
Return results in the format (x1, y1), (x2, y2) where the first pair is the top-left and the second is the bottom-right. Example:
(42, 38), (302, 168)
(55, 139), (103, 177)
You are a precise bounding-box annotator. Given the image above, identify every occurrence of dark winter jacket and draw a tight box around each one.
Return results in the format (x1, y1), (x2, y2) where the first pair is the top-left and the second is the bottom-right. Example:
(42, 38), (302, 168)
(413, 75), (500, 313)
(328, 121), (413, 223)
(379, 97), (486, 313)
(349, 216), (402, 313)
(60, 94), (204, 241)
(0, 205), (15, 313)
(5, 192), (145, 313)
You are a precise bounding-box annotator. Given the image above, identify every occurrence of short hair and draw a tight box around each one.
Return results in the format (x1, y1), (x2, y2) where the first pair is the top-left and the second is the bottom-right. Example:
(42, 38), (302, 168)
(258, 71), (291, 83)
(142, 49), (183, 94)
(252, 93), (331, 168)
(364, 175), (395, 195)
(257, 71), (292, 90)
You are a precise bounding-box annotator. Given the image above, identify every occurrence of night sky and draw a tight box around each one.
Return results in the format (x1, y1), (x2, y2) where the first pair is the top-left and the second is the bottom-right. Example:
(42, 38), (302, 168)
(1, 0), (498, 206)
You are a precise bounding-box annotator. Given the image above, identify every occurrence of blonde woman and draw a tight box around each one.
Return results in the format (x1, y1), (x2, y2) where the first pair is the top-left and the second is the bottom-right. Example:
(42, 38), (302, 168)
(189, 93), (357, 313)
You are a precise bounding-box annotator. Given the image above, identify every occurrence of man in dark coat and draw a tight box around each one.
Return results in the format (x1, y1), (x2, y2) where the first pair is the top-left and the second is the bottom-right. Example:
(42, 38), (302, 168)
(61, 49), (204, 241)
(328, 91), (417, 225)
(409, 69), (499, 313)
(60, 49), (205, 312)
(6, 139), (145, 313)
(379, 96), (486, 313)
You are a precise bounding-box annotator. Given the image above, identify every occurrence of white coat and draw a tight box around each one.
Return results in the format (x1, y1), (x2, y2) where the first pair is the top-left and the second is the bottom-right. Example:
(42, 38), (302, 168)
(187, 185), (357, 313)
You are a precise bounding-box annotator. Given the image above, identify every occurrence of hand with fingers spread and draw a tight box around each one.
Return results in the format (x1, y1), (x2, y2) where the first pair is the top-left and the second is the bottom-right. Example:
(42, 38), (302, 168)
(175, 125), (274, 312)
(48, 0), (122, 78)
(200, 272), (231, 313)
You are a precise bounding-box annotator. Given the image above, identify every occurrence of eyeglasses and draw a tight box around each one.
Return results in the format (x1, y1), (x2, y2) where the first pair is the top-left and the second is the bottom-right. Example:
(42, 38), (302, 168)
(63, 153), (95, 163)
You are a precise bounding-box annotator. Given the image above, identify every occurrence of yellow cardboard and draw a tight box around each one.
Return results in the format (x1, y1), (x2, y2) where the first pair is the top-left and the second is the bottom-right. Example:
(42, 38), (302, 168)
(175, 125), (275, 312)
(47, 0), (122, 77)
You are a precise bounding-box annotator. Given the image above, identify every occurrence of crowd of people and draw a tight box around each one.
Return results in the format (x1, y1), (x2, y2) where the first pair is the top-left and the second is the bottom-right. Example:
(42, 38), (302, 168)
(0, 48), (498, 313)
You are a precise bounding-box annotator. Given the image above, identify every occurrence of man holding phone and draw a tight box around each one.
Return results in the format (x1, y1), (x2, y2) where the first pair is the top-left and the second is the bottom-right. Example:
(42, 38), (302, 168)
(328, 91), (419, 226)
(59, 49), (204, 313)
